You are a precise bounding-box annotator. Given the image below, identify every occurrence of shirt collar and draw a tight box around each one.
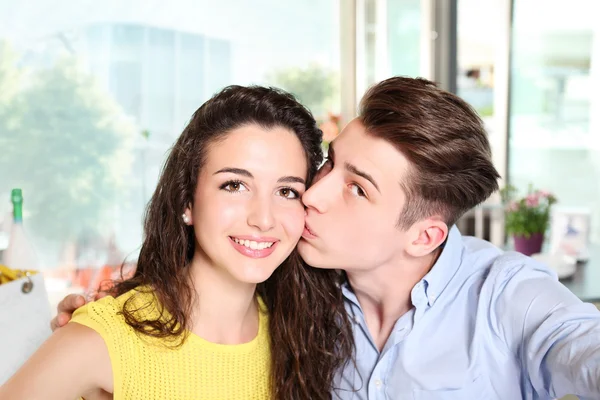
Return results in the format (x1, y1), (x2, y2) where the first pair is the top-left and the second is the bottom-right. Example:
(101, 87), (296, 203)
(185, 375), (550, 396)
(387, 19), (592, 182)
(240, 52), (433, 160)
(341, 279), (360, 309)
(341, 226), (464, 308)
(420, 225), (464, 306)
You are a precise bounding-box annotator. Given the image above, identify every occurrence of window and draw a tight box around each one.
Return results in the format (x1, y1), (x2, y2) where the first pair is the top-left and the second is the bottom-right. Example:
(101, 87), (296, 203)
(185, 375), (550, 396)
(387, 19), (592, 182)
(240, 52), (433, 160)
(359, 0), (424, 91)
(457, 0), (499, 120)
(0, 0), (341, 281)
(509, 0), (600, 244)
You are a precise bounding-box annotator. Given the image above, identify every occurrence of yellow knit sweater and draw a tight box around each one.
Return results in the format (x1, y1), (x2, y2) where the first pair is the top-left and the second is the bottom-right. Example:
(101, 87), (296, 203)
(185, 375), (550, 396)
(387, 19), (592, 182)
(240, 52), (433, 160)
(70, 288), (271, 400)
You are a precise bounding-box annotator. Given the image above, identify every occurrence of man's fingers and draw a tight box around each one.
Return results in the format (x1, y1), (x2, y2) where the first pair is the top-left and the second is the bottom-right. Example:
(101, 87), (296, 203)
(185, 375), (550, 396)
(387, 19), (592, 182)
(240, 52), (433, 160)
(50, 317), (59, 332)
(51, 294), (86, 332)
(95, 291), (109, 300)
(50, 311), (76, 331)
(57, 312), (72, 327)
(57, 294), (86, 313)
(69, 294), (86, 309)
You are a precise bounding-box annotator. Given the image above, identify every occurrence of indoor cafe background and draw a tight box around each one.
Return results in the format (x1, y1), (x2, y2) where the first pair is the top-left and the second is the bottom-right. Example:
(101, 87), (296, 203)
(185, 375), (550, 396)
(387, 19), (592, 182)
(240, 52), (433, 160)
(0, 0), (599, 309)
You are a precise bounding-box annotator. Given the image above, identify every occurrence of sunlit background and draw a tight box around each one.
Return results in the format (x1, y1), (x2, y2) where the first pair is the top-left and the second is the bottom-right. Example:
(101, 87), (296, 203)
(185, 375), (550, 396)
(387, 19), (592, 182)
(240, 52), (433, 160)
(1, 0), (599, 307)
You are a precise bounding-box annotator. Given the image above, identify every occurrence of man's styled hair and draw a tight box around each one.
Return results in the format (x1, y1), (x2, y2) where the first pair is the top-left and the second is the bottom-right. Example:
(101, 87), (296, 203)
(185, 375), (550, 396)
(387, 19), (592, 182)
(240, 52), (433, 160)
(359, 76), (501, 229)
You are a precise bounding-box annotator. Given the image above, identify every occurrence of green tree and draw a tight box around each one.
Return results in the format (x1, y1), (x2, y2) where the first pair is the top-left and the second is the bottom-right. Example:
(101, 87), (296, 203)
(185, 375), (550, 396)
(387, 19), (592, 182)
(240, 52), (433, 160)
(0, 42), (134, 243)
(268, 63), (338, 119)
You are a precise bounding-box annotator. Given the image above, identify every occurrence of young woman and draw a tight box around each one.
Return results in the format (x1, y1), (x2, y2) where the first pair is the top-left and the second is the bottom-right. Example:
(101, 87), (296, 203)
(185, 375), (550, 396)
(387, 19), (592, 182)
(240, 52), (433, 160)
(0, 85), (354, 400)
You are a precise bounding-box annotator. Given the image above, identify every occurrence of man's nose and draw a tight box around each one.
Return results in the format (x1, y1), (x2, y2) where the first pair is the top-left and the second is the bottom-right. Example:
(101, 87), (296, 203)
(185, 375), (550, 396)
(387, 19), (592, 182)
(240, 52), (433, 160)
(302, 171), (336, 213)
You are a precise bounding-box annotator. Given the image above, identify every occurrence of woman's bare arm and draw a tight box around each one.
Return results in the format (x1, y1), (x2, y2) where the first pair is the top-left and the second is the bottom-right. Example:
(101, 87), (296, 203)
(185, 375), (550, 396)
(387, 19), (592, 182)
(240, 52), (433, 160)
(0, 322), (112, 400)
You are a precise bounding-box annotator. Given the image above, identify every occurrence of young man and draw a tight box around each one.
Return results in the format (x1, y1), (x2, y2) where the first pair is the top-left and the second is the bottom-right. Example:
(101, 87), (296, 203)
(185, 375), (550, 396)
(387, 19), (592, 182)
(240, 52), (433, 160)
(50, 77), (600, 399)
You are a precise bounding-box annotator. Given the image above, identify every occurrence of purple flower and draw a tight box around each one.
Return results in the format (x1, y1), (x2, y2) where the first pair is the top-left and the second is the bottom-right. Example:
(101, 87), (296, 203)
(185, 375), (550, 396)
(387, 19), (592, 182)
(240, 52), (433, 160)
(525, 194), (540, 208)
(508, 201), (520, 212)
(536, 190), (552, 198)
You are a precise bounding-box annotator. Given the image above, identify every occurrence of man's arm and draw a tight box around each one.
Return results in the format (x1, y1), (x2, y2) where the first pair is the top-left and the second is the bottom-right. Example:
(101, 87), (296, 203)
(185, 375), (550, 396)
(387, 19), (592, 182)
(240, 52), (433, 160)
(493, 257), (600, 399)
(0, 322), (112, 400)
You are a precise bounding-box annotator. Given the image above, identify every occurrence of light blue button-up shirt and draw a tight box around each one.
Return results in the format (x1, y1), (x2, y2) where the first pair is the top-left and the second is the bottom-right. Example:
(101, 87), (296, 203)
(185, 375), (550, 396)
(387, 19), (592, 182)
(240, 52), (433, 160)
(333, 227), (600, 399)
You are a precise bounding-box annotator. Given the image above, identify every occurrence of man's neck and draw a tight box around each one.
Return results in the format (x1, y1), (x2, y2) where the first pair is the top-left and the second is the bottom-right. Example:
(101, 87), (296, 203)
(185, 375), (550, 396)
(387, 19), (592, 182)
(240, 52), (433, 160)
(187, 251), (259, 345)
(346, 250), (440, 351)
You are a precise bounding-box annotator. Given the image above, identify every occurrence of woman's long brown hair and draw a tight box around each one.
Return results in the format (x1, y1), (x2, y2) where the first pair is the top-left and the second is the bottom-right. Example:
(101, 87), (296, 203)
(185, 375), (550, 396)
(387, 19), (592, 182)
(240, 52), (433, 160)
(112, 85), (354, 399)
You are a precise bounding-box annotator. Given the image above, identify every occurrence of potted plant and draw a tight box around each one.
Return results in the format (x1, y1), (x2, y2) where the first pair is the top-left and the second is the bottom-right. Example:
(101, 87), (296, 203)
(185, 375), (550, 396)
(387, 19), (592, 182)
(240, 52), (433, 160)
(500, 184), (557, 256)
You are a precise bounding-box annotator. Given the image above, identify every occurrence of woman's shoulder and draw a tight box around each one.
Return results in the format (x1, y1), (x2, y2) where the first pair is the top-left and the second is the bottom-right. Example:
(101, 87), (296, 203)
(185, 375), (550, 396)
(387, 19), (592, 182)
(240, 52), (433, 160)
(70, 286), (160, 338)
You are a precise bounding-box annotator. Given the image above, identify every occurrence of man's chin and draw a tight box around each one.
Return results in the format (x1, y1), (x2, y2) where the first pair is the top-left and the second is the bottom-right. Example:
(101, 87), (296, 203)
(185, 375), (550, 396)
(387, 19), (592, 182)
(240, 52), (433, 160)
(297, 240), (337, 270)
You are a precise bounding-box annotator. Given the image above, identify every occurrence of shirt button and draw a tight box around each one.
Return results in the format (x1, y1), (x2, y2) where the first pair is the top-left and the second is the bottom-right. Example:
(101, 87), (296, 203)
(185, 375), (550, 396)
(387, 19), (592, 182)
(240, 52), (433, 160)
(375, 379), (382, 388)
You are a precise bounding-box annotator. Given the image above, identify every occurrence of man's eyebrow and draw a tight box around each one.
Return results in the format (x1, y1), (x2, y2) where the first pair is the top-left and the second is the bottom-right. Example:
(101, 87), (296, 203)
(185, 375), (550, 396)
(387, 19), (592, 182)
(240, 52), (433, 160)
(344, 162), (380, 193)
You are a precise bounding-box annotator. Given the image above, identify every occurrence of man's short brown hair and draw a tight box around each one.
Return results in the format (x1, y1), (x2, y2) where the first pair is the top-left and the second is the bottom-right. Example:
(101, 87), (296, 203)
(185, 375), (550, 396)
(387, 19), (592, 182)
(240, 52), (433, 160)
(359, 76), (500, 229)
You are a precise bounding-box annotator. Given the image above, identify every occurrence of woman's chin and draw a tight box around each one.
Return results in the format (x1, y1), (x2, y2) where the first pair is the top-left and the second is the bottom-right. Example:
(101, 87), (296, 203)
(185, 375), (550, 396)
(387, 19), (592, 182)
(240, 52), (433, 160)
(233, 265), (279, 285)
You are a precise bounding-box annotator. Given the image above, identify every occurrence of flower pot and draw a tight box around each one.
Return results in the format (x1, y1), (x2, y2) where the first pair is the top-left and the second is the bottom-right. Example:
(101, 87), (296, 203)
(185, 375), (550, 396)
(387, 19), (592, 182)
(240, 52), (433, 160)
(513, 233), (544, 256)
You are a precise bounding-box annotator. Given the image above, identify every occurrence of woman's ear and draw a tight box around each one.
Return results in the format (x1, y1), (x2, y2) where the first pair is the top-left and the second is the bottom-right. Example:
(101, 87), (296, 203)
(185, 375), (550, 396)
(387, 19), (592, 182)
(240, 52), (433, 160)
(182, 206), (193, 225)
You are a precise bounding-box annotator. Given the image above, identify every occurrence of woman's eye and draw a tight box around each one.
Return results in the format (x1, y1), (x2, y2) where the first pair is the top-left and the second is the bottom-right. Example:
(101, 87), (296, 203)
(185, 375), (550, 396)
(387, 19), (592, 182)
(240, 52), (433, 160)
(277, 188), (299, 199)
(221, 181), (248, 192)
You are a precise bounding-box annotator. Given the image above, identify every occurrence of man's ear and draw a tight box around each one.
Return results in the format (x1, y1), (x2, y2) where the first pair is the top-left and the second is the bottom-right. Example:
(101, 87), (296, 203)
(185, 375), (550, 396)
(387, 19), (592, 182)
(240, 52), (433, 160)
(405, 218), (448, 257)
